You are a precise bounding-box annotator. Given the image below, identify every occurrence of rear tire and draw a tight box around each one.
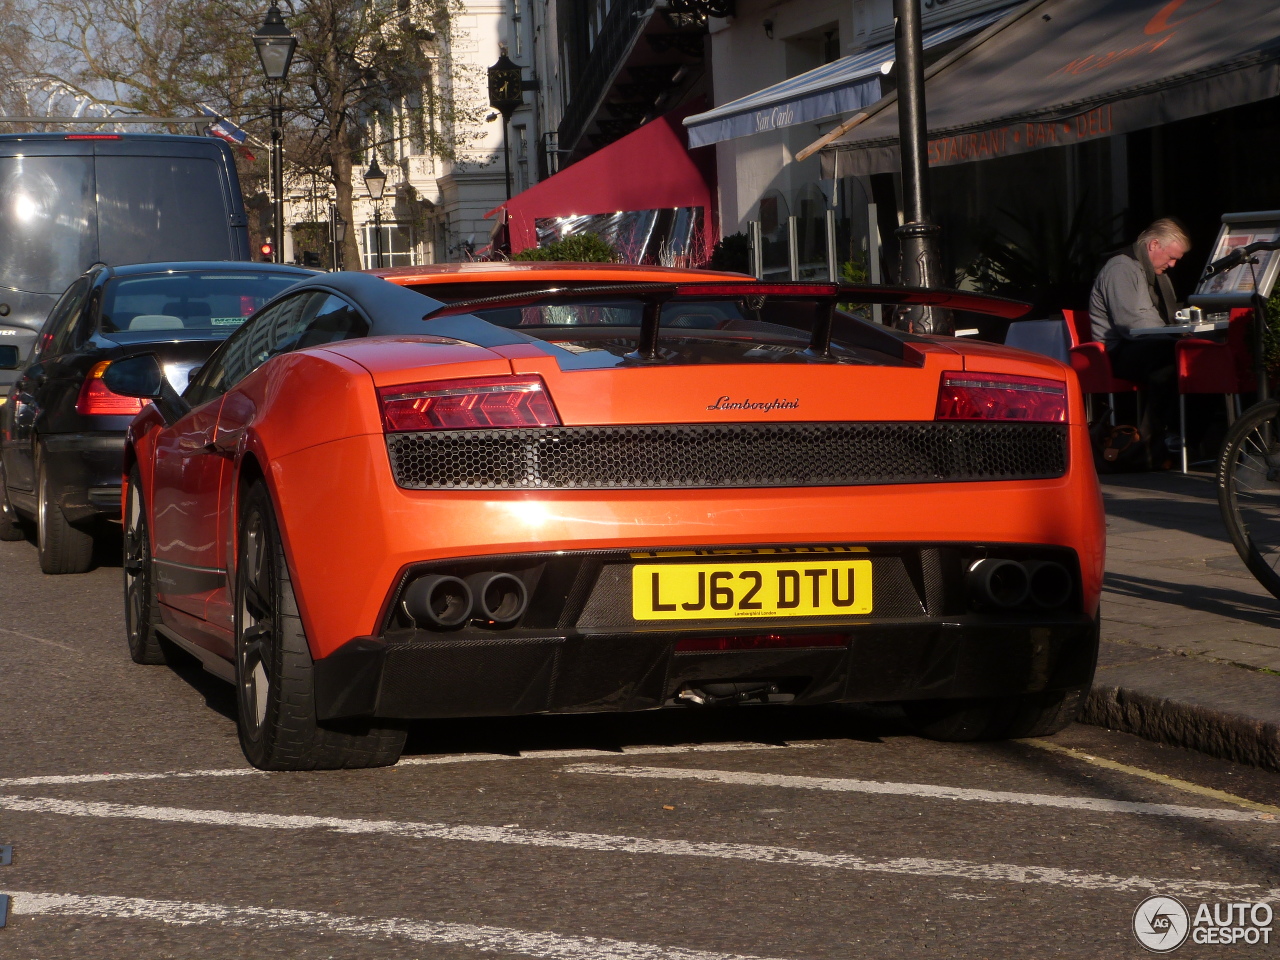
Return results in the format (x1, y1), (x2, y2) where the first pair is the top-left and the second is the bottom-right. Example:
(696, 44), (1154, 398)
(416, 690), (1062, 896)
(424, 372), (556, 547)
(124, 465), (167, 664)
(903, 686), (1089, 741)
(0, 461), (26, 541)
(36, 448), (94, 574)
(234, 480), (405, 770)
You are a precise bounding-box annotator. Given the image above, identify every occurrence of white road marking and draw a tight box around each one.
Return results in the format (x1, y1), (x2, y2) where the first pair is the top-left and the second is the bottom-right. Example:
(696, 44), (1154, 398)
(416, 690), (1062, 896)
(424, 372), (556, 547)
(0, 768), (263, 788)
(399, 743), (809, 766)
(564, 764), (1280, 826)
(1, 794), (1274, 901)
(8, 890), (781, 960)
(0, 743), (803, 788)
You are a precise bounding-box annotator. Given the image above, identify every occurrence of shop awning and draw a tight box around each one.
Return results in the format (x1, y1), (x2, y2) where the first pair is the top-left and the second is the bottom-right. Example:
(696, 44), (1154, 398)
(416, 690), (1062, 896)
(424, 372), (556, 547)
(489, 101), (715, 254)
(682, 7), (1016, 150)
(819, 0), (1280, 177)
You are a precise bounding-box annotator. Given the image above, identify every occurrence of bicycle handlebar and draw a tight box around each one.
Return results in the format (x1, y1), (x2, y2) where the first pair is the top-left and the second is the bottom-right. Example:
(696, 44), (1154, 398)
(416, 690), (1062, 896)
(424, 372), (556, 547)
(1203, 239), (1280, 278)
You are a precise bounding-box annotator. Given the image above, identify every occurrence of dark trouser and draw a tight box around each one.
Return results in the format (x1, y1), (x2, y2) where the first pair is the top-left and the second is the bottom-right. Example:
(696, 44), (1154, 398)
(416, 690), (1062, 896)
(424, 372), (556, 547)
(1108, 337), (1178, 453)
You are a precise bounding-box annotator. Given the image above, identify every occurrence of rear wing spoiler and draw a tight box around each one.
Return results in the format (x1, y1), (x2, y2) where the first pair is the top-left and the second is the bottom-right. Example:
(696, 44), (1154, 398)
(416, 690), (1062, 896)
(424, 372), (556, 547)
(421, 281), (1031, 361)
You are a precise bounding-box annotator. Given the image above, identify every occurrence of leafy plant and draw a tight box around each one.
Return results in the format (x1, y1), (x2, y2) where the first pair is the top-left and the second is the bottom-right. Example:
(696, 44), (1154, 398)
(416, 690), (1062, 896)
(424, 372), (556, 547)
(708, 232), (750, 274)
(840, 255), (869, 285)
(512, 233), (618, 262)
(964, 197), (1122, 314)
(1257, 287), (1280, 379)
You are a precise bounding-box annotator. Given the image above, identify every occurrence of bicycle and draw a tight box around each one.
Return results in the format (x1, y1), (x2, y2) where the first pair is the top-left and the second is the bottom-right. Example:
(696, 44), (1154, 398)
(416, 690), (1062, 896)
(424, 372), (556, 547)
(1213, 238), (1280, 598)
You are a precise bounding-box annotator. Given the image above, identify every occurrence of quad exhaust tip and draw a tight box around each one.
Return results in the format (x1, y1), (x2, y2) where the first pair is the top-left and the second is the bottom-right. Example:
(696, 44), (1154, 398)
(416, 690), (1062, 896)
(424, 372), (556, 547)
(967, 558), (1073, 610)
(402, 571), (529, 629)
(465, 571), (528, 625)
(403, 575), (473, 629)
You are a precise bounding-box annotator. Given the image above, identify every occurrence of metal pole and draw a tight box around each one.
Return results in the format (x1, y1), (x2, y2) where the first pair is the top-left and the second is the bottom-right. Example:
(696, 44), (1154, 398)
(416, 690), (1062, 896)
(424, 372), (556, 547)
(270, 87), (284, 264)
(502, 113), (512, 201)
(891, 0), (951, 335)
(868, 202), (883, 325)
(749, 221), (763, 279)
(329, 202), (338, 271)
(787, 215), (799, 281)
(825, 209), (838, 282)
(374, 202), (383, 269)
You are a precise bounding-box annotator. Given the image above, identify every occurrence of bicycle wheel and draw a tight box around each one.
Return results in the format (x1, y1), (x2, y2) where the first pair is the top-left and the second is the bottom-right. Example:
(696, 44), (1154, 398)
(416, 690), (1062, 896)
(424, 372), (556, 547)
(1217, 398), (1280, 599)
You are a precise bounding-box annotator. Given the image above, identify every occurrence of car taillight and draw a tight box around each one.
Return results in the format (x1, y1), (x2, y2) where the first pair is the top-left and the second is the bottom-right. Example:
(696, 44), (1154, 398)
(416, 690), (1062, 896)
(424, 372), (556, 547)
(76, 360), (146, 416)
(378, 375), (560, 432)
(934, 372), (1066, 423)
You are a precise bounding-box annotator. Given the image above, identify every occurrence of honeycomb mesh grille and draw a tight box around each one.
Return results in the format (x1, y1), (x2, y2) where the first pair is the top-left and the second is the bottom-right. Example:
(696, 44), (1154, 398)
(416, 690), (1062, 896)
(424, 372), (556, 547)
(386, 422), (1068, 490)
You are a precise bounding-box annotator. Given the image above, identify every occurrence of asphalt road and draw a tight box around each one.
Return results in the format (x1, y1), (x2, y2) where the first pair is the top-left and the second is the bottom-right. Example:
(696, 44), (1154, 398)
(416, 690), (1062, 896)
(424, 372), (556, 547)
(2, 532), (1279, 959)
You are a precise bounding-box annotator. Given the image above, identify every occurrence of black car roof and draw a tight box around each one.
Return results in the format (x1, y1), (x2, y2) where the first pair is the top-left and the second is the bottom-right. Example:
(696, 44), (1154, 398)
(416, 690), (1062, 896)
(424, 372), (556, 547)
(0, 133), (217, 144)
(278, 271), (542, 348)
(102, 262), (317, 278)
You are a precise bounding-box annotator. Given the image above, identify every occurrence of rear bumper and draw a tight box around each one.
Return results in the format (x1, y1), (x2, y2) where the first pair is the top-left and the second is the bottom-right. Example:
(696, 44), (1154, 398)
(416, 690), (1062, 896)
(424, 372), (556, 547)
(313, 615), (1099, 722)
(42, 432), (126, 523)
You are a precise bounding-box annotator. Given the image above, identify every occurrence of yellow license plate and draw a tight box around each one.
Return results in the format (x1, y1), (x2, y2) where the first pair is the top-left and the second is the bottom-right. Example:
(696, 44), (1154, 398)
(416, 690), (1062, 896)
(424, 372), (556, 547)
(632, 560), (873, 621)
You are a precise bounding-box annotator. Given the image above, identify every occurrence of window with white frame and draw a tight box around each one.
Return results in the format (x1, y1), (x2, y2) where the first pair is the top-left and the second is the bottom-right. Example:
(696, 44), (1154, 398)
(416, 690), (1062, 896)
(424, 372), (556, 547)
(362, 222), (415, 269)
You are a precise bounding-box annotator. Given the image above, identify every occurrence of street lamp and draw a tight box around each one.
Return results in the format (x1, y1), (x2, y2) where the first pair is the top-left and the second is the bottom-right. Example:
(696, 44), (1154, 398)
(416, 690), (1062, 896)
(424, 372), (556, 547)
(253, 3), (297, 264)
(329, 203), (346, 271)
(487, 48), (524, 201)
(363, 158), (387, 269)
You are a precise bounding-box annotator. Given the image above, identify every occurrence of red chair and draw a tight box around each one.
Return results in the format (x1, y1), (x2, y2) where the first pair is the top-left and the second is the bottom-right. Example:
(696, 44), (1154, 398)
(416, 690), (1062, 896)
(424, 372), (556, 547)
(1063, 309), (1140, 424)
(1176, 308), (1254, 473)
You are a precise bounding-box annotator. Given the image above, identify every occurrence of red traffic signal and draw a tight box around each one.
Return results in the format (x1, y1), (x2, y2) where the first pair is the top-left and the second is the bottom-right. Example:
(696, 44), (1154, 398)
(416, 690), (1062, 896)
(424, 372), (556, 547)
(260, 241), (274, 261)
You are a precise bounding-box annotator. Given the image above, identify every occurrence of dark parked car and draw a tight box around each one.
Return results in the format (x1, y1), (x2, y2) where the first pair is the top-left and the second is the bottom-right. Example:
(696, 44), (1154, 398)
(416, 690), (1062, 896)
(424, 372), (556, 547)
(0, 262), (312, 572)
(0, 133), (253, 394)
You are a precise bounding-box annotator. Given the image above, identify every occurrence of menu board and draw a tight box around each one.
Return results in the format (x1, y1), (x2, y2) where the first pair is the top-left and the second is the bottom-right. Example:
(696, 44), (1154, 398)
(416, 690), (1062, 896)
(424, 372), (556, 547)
(1191, 212), (1280, 309)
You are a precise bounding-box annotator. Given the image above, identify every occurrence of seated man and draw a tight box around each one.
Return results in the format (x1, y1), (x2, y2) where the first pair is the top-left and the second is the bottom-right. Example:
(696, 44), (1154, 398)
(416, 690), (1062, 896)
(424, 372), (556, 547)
(1089, 218), (1191, 459)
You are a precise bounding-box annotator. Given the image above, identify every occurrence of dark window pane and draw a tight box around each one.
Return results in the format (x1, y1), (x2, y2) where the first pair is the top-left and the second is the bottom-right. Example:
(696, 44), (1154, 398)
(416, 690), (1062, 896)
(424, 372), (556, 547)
(0, 156), (96, 295)
(95, 157), (231, 264)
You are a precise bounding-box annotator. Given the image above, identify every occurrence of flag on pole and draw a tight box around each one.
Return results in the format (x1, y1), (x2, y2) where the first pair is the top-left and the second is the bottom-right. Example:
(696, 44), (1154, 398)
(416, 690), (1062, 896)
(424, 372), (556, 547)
(200, 106), (256, 160)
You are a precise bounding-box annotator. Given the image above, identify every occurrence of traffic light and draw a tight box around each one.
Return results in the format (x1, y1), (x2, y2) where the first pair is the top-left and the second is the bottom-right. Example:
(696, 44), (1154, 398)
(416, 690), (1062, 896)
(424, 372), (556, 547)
(260, 241), (274, 261)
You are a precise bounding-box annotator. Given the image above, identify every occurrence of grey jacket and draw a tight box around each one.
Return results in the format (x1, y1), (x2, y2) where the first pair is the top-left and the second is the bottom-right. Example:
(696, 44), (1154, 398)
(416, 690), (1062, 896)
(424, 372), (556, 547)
(1089, 243), (1178, 347)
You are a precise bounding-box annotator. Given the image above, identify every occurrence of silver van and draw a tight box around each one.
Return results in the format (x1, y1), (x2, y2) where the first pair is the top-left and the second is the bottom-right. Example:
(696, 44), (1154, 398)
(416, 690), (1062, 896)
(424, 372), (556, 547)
(0, 133), (251, 388)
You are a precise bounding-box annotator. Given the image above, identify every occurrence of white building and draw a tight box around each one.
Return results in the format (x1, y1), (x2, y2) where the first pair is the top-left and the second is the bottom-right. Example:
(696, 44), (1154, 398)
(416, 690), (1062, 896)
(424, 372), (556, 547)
(283, 0), (540, 267)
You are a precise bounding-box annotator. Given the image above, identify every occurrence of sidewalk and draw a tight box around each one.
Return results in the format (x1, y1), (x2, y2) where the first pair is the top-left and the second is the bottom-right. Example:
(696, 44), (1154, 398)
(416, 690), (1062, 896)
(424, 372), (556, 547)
(1081, 469), (1280, 771)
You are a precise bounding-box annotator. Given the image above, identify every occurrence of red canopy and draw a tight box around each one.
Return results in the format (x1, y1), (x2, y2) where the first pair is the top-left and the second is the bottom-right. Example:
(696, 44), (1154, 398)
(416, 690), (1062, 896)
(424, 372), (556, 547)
(490, 100), (716, 254)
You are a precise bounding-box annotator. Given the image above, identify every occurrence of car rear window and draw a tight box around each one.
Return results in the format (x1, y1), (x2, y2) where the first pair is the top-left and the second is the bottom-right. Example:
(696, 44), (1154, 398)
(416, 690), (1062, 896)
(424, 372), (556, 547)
(0, 155), (97, 295)
(98, 271), (307, 342)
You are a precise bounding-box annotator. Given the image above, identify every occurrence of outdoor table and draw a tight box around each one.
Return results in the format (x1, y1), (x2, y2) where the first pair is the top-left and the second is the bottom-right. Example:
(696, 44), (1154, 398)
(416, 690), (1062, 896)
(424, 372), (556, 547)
(1128, 319), (1230, 337)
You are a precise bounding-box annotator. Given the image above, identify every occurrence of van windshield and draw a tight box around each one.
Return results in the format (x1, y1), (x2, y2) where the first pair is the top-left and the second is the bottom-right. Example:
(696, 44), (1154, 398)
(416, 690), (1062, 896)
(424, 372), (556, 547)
(0, 155), (97, 295)
(98, 271), (308, 342)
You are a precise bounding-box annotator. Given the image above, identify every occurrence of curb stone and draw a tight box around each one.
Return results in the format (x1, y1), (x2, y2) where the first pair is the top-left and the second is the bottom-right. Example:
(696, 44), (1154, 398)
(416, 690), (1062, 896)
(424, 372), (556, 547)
(1083, 641), (1280, 773)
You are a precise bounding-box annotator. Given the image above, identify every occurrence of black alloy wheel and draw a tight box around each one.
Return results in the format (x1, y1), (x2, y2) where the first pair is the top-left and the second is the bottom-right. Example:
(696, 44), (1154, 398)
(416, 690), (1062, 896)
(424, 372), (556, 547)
(123, 465), (166, 664)
(35, 444), (95, 574)
(0, 461), (25, 541)
(233, 480), (405, 771)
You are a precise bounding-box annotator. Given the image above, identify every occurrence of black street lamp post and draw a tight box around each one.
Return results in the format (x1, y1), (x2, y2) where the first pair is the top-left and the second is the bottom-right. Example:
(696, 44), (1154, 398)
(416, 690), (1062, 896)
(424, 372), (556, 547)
(487, 49), (524, 201)
(891, 0), (951, 335)
(329, 202), (346, 271)
(363, 159), (387, 269)
(252, 3), (297, 265)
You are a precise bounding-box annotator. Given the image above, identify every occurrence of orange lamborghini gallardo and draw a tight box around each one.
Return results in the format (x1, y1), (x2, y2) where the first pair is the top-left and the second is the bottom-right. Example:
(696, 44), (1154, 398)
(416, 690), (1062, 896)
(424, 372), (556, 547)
(107, 263), (1104, 770)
